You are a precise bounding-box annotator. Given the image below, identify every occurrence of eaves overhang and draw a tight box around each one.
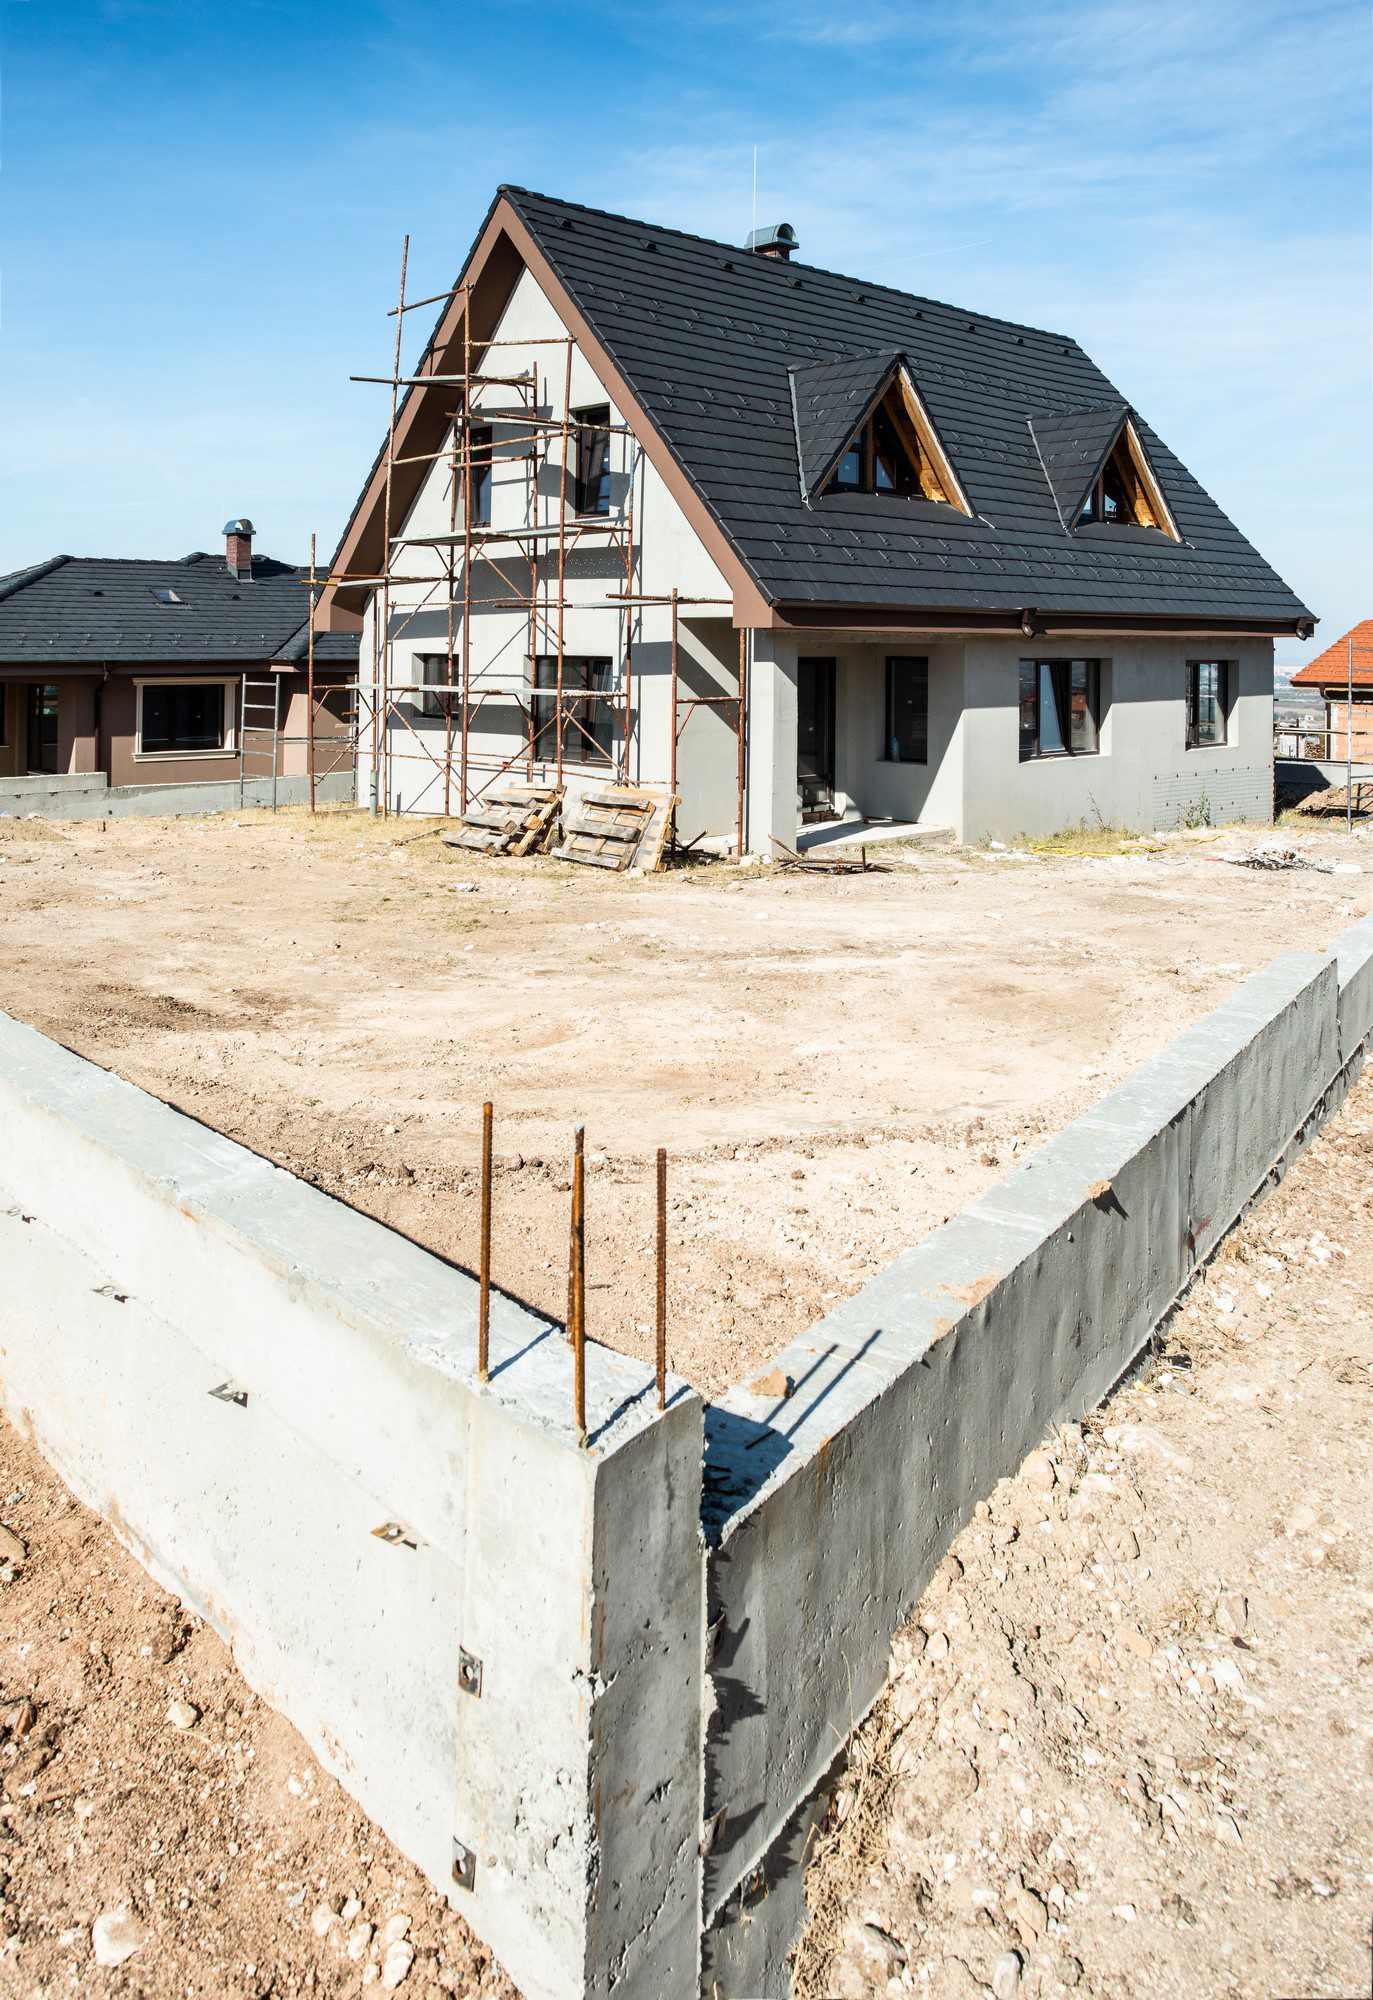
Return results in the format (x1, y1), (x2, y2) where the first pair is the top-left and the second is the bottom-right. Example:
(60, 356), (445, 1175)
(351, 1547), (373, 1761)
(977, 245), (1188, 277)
(765, 602), (1315, 639)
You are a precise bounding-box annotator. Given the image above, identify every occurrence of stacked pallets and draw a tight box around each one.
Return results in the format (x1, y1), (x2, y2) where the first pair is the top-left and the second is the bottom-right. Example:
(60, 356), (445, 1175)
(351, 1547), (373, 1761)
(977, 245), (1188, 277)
(552, 787), (675, 872)
(441, 784), (564, 857)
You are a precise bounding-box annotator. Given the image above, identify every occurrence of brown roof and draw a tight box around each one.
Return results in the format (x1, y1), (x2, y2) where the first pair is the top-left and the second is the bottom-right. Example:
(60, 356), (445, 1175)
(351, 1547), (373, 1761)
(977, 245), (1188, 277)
(1291, 619), (1373, 688)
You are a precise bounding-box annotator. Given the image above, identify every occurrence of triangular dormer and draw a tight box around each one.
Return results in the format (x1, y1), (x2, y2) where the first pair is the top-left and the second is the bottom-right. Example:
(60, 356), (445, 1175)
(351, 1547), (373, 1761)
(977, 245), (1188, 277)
(1030, 406), (1179, 539)
(789, 352), (970, 512)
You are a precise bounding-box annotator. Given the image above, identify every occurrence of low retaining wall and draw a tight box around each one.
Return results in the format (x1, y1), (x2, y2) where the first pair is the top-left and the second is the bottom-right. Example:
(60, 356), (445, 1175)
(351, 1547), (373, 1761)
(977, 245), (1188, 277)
(0, 772), (354, 819)
(0, 1018), (703, 2000)
(699, 920), (1373, 1994)
(2, 910), (1372, 1998)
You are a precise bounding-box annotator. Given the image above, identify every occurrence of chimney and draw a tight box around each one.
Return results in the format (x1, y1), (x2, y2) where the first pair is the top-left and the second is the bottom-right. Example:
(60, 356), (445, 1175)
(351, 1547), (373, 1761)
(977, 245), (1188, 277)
(223, 517), (255, 579)
(745, 221), (799, 262)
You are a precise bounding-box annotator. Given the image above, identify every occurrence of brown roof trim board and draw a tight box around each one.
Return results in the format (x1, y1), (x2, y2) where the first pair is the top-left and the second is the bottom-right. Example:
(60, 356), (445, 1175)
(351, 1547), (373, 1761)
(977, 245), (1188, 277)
(772, 604), (1311, 637)
(320, 194), (772, 629)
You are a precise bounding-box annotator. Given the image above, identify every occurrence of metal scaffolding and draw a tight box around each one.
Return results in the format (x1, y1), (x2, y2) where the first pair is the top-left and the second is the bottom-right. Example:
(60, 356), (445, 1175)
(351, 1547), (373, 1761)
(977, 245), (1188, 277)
(308, 240), (749, 853)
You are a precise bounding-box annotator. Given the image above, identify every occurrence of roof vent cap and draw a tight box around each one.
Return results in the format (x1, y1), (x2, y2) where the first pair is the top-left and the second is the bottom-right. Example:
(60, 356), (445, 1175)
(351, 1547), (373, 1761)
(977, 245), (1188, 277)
(746, 221), (799, 261)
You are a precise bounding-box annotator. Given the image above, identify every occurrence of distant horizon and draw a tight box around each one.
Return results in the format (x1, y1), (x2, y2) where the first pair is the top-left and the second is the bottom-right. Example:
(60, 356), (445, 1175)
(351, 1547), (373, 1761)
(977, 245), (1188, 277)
(1, 0), (1367, 650)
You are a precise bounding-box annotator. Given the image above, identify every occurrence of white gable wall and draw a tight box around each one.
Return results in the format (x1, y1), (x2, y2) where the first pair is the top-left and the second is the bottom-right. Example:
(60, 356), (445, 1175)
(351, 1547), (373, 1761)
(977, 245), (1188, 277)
(359, 266), (736, 831)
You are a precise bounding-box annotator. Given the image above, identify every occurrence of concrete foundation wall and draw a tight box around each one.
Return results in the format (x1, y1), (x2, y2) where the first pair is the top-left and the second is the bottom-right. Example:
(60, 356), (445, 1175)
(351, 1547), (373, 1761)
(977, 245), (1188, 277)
(0, 771), (354, 819)
(4, 904), (1373, 1999)
(700, 939), (1359, 1994)
(0, 1017), (703, 2000)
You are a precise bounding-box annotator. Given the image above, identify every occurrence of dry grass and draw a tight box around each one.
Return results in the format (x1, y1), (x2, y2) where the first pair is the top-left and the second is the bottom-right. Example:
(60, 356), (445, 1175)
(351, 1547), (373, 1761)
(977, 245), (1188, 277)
(790, 1703), (904, 1998)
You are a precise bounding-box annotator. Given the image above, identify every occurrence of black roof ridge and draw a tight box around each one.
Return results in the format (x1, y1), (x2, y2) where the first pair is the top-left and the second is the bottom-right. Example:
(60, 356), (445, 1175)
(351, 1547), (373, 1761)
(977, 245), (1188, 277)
(499, 184), (1079, 348)
(0, 554), (70, 603)
(1, 550), (311, 574)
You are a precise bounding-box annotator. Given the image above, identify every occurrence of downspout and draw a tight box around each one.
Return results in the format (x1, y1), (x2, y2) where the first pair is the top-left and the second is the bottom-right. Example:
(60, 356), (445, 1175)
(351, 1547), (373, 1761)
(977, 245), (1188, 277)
(94, 667), (109, 781)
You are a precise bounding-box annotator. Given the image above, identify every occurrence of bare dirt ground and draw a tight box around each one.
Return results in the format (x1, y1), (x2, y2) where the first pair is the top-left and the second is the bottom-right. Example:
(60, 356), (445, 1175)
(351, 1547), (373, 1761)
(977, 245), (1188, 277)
(0, 1411), (517, 1999)
(0, 806), (1370, 1997)
(0, 806), (1370, 1399)
(795, 1063), (1373, 2000)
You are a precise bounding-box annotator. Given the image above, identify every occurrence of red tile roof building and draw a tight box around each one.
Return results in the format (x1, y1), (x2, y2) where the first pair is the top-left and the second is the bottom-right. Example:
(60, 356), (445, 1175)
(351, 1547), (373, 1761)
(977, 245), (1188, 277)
(1291, 620), (1373, 689)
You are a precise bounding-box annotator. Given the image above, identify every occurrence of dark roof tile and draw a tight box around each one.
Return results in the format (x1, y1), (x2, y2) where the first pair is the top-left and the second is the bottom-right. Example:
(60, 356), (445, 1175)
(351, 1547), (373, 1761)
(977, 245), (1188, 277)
(0, 554), (361, 668)
(498, 187), (1311, 625)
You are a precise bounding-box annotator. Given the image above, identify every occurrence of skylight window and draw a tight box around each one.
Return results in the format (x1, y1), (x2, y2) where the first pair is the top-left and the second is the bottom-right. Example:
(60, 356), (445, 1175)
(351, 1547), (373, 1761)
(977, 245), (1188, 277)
(152, 586), (185, 606)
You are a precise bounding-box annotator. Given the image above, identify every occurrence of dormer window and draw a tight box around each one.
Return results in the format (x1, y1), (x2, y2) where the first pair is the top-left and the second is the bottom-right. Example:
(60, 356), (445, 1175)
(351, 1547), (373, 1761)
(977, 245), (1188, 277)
(832, 403), (923, 497)
(1075, 423), (1176, 534)
(1080, 459), (1130, 525)
(823, 375), (965, 508)
(1031, 406), (1181, 541)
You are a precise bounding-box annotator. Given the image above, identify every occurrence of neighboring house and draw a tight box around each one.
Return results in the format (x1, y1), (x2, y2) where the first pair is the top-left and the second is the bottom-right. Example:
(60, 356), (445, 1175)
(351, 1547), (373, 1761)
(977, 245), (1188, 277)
(320, 187), (1314, 848)
(0, 521), (358, 806)
(1290, 620), (1373, 764)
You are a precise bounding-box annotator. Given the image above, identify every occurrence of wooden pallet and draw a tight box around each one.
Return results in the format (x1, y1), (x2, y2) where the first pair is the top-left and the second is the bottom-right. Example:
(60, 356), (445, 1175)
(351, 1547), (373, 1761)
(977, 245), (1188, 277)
(553, 787), (676, 872)
(442, 784), (563, 857)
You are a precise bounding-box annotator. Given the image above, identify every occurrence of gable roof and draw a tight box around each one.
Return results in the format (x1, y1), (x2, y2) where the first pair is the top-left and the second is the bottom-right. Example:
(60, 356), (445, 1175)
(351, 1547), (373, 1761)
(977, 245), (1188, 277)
(788, 350), (902, 503)
(1290, 619), (1373, 689)
(0, 553), (360, 669)
(328, 186), (1313, 636)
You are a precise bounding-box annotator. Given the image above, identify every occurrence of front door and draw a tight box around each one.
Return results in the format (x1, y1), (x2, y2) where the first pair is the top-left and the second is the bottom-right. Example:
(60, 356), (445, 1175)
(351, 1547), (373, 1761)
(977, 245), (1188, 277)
(26, 683), (59, 775)
(797, 657), (836, 822)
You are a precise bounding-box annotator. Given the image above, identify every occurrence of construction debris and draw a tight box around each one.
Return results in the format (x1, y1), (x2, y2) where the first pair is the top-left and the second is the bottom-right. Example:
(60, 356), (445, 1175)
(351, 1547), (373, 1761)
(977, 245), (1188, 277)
(1217, 842), (1358, 875)
(770, 836), (881, 876)
(553, 786), (675, 872)
(441, 783), (563, 857)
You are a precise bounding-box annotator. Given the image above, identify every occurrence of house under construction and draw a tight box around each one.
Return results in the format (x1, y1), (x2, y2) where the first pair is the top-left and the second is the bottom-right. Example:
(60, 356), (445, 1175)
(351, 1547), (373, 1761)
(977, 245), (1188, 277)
(316, 186), (1313, 851)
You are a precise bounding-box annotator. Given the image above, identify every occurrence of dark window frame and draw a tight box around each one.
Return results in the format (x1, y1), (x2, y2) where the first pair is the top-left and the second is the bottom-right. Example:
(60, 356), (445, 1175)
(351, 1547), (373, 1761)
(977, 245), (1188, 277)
(467, 425), (494, 527)
(1186, 660), (1231, 750)
(532, 655), (614, 766)
(137, 679), (230, 757)
(416, 654), (459, 719)
(572, 405), (612, 518)
(831, 408), (923, 498)
(883, 656), (929, 764)
(1018, 659), (1103, 761)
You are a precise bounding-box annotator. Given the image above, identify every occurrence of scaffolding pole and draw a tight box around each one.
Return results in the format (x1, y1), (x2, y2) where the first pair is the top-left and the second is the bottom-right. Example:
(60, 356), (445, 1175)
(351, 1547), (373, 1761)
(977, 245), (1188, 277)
(315, 240), (756, 843)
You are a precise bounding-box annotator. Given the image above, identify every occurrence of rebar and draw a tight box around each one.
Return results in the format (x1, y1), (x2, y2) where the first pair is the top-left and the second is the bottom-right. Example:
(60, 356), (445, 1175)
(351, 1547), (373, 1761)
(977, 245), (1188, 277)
(655, 1147), (667, 1411)
(571, 1125), (587, 1443)
(479, 1100), (493, 1381)
(566, 1123), (584, 1344)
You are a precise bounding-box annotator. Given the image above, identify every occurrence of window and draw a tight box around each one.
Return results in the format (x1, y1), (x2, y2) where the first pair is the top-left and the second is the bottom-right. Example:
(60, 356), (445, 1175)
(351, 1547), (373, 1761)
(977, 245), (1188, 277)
(1019, 660), (1101, 760)
(532, 656), (613, 765)
(831, 404), (922, 497)
(0, 687), (6, 748)
(1187, 661), (1230, 749)
(573, 406), (611, 517)
(467, 426), (493, 527)
(417, 655), (459, 719)
(151, 586), (184, 606)
(1077, 425), (1173, 534)
(138, 681), (229, 755)
(26, 684), (59, 773)
(883, 657), (928, 763)
(824, 376), (964, 507)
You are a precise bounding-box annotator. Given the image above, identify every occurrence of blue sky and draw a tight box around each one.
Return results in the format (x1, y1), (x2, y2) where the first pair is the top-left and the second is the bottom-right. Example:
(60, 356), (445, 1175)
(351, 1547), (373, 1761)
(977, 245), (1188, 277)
(1, 0), (1367, 657)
